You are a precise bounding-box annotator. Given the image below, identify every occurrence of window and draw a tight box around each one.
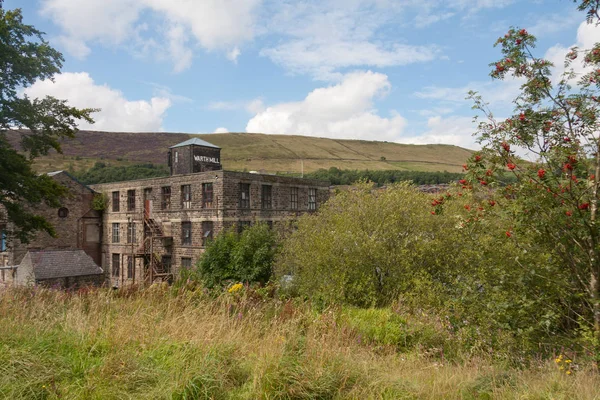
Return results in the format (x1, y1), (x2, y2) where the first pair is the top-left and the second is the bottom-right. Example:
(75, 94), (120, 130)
(127, 190), (136, 211)
(0, 226), (6, 252)
(161, 186), (171, 210)
(112, 223), (120, 243)
(181, 185), (192, 209)
(239, 183), (250, 209)
(181, 257), (192, 269)
(202, 183), (214, 208)
(127, 222), (136, 244)
(162, 255), (172, 273)
(112, 191), (120, 212)
(308, 188), (317, 211)
(238, 220), (251, 234)
(127, 257), (134, 279)
(58, 207), (69, 218)
(112, 254), (120, 277)
(202, 221), (213, 246)
(181, 221), (192, 245)
(261, 185), (272, 209)
(290, 187), (298, 210)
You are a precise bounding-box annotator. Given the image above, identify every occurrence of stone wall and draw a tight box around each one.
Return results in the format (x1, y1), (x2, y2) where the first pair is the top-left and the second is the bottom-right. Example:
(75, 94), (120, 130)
(2, 172), (102, 267)
(37, 274), (105, 289)
(170, 144), (222, 175)
(91, 170), (329, 286)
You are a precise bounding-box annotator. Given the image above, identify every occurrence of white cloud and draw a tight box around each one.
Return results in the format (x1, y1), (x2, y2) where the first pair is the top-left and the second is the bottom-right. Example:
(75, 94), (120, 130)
(144, 82), (193, 104)
(415, 77), (523, 111)
(23, 72), (171, 132)
(227, 46), (242, 63)
(245, 71), (406, 141)
(166, 24), (193, 73)
(213, 127), (229, 133)
(543, 20), (600, 84)
(401, 116), (479, 149)
(262, 1), (440, 80)
(40, 0), (261, 72)
(527, 10), (581, 37)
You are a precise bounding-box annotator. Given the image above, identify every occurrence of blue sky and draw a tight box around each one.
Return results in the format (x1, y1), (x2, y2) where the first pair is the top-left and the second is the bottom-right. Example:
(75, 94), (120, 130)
(8, 0), (598, 149)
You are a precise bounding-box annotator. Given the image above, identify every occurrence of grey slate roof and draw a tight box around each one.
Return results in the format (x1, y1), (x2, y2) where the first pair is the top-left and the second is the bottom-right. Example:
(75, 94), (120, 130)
(27, 250), (104, 280)
(170, 137), (220, 149)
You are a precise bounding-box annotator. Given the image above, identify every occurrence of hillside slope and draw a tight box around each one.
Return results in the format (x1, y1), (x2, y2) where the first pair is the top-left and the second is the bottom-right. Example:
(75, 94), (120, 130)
(7, 130), (473, 174)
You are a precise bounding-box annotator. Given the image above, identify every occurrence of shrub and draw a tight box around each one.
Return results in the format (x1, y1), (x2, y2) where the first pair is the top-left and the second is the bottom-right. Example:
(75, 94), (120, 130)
(277, 182), (572, 357)
(198, 223), (278, 288)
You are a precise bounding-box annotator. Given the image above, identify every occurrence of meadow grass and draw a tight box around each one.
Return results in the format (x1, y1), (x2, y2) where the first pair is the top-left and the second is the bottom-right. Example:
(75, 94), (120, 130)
(0, 285), (598, 399)
(24, 130), (471, 175)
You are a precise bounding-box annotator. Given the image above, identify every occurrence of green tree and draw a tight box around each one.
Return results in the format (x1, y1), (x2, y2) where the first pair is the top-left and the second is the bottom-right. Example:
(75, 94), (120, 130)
(198, 223), (278, 288)
(0, 6), (94, 243)
(278, 182), (567, 356)
(457, 0), (600, 363)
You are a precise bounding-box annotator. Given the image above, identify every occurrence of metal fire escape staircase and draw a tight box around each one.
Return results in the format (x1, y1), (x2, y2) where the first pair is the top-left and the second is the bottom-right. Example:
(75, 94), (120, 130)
(136, 212), (173, 284)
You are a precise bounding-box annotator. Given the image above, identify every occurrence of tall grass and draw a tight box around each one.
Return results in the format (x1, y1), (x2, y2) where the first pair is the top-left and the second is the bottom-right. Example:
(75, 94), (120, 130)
(0, 285), (598, 399)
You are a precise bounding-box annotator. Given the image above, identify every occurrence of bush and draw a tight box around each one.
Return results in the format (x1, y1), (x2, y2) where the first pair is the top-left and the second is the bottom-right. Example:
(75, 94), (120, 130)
(198, 223), (278, 288)
(277, 182), (572, 357)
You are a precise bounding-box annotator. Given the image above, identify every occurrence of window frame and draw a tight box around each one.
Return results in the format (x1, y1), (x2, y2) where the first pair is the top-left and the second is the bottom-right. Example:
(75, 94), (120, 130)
(261, 185), (272, 209)
(237, 220), (251, 234)
(239, 183), (250, 209)
(181, 257), (192, 269)
(308, 188), (317, 211)
(127, 189), (136, 211)
(0, 226), (6, 252)
(202, 221), (213, 247)
(161, 186), (171, 210)
(127, 222), (136, 244)
(112, 223), (120, 243)
(112, 191), (120, 212)
(290, 187), (299, 210)
(181, 184), (192, 209)
(127, 256), (134, 279)
(112, 253), (120, 277)
(202, 183), (214, 208)
(181, 221), (192, 246)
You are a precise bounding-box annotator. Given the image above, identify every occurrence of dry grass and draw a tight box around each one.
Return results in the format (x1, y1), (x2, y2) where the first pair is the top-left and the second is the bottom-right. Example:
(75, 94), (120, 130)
(0, 285), (598, 399)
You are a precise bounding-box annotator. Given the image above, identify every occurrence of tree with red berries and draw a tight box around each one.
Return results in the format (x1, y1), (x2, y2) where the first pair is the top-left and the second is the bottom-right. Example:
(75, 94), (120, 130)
(459, 1), (600, 365)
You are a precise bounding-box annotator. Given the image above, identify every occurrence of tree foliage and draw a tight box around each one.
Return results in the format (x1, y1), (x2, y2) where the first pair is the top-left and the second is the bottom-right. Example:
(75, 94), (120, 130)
(432, 0), (600, 363)
(304, 167), (466, 186)
(198, 223), (278, 288)
(0, 7), (94, 242)
(277, 183), (570, 356)
(72, 162), (170, 185)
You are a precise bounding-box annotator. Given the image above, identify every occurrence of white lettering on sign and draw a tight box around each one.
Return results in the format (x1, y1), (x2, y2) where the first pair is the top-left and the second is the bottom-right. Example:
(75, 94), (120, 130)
(194, 155), (220, 164)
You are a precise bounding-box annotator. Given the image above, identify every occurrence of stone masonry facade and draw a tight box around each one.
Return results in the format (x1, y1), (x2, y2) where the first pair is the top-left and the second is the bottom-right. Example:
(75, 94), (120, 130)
(91, 170), (329, 287)
(0, 171), (102, 286)
(1, 139), (329, 288)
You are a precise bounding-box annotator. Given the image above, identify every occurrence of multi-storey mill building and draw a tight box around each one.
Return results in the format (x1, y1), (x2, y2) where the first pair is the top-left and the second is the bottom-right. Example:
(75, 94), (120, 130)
(90, 138), (330, 287)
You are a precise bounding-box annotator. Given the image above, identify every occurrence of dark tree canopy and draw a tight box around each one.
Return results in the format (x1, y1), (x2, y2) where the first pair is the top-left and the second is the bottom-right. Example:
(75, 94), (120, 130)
(0, 7), (95, 243)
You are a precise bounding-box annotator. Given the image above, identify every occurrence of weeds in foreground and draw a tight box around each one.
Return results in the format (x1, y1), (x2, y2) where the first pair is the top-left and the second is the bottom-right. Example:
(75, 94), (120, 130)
(0, 285), (598, 399)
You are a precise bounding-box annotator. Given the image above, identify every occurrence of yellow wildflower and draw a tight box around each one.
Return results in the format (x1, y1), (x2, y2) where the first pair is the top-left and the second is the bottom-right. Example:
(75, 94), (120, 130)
(566, 370), (572, 375)
(228, 283), (244, 293)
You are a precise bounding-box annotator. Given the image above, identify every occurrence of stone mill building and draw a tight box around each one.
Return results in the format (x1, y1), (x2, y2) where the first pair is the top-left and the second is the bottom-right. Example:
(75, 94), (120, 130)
(1, 137), (329, 288)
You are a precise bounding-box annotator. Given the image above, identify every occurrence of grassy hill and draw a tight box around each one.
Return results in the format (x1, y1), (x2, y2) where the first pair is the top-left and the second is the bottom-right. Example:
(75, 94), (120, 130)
(6, 130), (473, 174)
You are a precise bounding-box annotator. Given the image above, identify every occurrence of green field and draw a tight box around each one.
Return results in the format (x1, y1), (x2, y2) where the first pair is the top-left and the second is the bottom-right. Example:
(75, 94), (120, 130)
(0, 286), (597, 399)
(5, 130), (473, 174)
